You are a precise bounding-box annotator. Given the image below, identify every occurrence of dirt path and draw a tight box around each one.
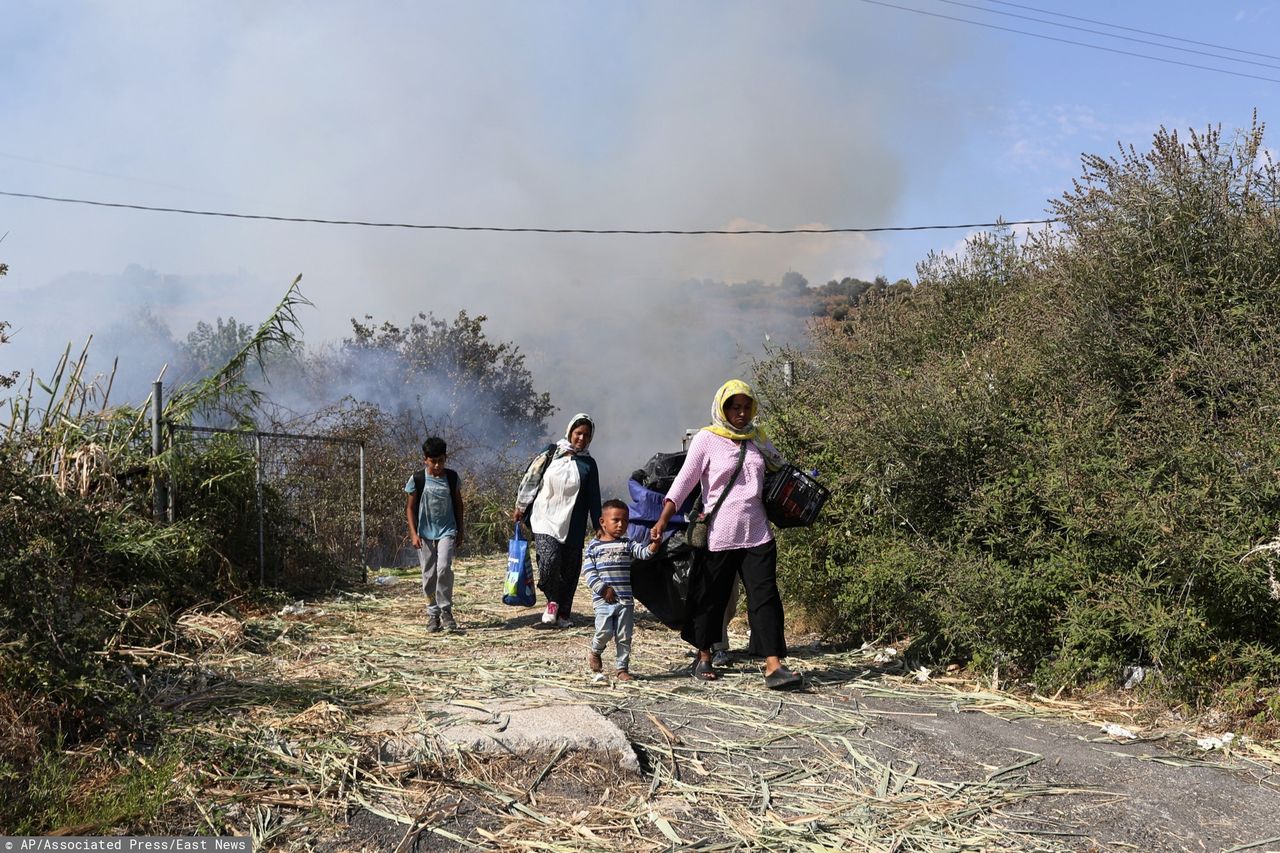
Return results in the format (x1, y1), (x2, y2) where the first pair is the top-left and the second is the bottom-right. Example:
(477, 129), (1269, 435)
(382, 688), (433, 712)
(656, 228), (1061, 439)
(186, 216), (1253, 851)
(161, 556), (1280, 851)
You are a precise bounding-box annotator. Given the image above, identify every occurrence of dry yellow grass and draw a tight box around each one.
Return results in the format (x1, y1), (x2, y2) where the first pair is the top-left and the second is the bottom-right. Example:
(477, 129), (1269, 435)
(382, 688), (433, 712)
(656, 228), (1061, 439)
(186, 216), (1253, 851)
(138, 555), (1278, 850)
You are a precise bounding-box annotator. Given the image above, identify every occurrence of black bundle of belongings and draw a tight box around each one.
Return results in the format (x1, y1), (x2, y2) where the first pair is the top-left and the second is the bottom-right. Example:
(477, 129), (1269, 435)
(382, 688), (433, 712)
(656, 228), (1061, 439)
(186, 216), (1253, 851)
(627, 451), (698, 630)
(627, 450), (831, 629)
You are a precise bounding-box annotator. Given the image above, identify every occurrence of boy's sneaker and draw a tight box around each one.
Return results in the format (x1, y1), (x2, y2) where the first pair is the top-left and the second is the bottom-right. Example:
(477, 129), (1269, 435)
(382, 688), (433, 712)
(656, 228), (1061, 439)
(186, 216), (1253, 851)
(588, 650), (603, 672)
(541, 602), (559, 625)
(615, 670), (634, 682)
(426, 613), (442, 633)
(441, 610), (459, 633)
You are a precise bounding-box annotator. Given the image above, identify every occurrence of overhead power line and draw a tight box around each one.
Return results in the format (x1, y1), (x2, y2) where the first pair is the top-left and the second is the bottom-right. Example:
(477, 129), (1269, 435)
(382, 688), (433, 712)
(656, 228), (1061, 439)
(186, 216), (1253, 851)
(983, 0), (1280, 62)
(933, 0), (1280, 71)
(856, 0), (1280, 84)
(0, 190), (1057, 236)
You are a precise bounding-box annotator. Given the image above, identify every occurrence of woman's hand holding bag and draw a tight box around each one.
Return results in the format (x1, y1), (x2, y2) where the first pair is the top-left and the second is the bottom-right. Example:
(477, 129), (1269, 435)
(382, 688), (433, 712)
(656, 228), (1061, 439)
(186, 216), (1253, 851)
(502, 522), (536, 606)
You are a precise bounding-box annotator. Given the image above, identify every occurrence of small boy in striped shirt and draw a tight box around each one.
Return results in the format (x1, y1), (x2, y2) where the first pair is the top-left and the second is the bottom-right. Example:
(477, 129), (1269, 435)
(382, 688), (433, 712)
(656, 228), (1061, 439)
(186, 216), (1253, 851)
(583, 499), (659, 681)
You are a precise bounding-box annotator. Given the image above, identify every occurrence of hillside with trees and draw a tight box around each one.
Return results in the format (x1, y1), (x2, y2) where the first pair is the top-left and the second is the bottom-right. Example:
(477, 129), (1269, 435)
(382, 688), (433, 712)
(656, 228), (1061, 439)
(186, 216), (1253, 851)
(684, 270), (913, 321)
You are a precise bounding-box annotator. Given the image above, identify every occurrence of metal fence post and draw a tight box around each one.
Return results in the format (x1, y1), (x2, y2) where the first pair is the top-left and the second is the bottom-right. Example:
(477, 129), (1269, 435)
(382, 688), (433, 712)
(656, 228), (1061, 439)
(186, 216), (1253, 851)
(151, 380), (167, 522)
(359, 442), (367, 583)
(255, 433), (265, 586)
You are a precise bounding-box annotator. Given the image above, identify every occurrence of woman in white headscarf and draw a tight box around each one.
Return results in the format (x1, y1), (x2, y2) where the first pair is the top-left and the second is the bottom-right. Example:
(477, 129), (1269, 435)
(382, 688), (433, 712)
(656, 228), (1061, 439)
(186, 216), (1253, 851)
(514, 414), (602, 628)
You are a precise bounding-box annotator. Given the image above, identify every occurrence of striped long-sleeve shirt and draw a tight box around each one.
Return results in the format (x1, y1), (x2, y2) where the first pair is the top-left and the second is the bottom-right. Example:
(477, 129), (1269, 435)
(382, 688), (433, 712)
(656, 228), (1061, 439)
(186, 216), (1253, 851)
(582, 537), (656, 606)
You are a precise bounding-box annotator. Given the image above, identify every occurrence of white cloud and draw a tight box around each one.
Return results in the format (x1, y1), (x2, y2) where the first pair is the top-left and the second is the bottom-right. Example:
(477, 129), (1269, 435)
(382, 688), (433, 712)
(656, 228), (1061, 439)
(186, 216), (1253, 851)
(998, 102), (1191, 176)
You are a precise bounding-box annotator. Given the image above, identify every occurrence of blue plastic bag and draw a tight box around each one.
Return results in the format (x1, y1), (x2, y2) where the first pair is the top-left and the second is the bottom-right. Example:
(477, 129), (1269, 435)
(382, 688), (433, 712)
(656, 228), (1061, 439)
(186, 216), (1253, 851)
(503, 523), (536, 606)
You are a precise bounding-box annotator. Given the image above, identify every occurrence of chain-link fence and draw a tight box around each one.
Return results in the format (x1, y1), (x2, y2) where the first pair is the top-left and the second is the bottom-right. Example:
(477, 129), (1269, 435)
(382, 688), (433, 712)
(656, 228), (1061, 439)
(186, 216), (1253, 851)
(166, 423), (366, 587)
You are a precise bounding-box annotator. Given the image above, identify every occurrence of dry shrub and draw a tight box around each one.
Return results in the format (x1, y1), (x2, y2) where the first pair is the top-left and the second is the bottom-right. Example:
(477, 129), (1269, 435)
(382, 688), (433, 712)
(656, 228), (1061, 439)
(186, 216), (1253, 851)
(55, 442), (114, 498)
(175, 611), (245, 651)
(0, 689), (55, 765)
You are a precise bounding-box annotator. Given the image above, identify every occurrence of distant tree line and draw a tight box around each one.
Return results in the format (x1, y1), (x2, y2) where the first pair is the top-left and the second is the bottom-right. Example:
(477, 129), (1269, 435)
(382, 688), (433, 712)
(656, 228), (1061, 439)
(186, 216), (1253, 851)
(683, 270), (914, 321)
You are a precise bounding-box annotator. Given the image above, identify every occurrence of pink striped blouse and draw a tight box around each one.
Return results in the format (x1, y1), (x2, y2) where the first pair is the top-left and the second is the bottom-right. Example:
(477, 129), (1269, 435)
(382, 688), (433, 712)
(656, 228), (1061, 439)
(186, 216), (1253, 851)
(665, 430), (774, 552)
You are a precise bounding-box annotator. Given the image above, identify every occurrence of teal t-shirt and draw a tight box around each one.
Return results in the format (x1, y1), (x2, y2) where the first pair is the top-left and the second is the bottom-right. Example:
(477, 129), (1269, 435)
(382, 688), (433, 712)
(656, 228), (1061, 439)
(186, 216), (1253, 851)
(405, 470), (458, 540)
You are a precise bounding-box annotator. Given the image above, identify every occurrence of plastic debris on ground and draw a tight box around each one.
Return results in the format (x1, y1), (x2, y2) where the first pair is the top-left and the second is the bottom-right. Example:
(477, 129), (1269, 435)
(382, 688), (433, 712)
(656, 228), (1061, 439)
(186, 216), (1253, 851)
(1100, 723), (1138, 740)
(1196, 732), (1237, 750)
(279, 601), (324, 617)
(1122, 665), (1146, 689)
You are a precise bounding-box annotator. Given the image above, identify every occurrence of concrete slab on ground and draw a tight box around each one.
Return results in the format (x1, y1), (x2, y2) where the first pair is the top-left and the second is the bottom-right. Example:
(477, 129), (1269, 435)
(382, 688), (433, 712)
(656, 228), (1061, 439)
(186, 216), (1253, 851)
(363, 688), (640, 774)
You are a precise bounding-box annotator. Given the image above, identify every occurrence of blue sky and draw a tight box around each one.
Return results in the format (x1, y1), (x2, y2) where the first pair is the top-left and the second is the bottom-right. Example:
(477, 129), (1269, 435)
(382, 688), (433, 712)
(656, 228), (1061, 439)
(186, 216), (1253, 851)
(1, 1), (1278, 454)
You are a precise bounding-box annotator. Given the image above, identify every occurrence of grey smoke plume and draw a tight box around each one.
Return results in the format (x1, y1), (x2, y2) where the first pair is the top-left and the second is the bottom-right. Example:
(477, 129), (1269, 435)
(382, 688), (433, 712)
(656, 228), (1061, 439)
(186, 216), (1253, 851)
(1, 2), (980, 487)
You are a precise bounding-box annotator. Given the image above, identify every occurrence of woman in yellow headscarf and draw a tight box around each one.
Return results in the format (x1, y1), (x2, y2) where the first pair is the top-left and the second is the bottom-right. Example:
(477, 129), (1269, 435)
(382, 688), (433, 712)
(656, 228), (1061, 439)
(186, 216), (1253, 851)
(650, 380), (801, 689)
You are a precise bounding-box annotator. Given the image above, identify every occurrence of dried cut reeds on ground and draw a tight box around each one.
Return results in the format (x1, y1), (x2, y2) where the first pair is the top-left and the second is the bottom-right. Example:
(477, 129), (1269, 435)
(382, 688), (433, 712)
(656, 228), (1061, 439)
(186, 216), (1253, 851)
(124, 555), (1280, 852)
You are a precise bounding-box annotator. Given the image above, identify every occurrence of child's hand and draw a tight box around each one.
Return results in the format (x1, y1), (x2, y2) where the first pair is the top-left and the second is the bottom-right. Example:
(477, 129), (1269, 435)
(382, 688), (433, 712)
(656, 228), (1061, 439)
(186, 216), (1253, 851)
(603, 586), (618, 604)
(646, 539), (660, 555)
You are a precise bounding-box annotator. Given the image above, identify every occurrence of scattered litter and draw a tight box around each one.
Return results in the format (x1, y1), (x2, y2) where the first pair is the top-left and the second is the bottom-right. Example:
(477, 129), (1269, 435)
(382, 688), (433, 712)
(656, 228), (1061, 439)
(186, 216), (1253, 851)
(914, 667), (932, 683)
(1196, 732), (1236, 751)
(592, 673), (608, 684)
(278, 601), (324, 617)
(1100, 723), (1138, 740)
(373, 575), (398, 586)
(1122, 666), (1146, 689)
(874, 647), (898, 664)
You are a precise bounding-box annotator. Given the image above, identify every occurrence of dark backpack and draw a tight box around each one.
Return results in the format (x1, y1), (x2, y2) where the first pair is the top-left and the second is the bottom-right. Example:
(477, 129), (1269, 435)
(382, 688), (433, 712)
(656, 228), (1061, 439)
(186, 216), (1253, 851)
(410, 467), (462, 532)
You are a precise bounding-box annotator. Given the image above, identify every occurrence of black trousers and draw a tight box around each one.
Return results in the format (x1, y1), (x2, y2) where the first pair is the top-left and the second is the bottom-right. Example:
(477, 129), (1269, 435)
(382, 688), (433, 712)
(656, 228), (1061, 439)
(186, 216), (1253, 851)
(681, 540), (787, 658)
(534, 533), (583, 615)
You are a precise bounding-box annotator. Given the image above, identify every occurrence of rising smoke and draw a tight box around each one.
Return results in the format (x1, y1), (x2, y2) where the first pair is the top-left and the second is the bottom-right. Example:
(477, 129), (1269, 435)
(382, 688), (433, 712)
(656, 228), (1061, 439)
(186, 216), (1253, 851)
(1, 2), (978, 489)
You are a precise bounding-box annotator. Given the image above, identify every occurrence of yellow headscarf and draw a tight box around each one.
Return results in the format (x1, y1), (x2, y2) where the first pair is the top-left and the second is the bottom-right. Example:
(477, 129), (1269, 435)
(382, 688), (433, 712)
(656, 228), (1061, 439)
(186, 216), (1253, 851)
(704, 380), (785, 469)
(705, 379), (761, 441)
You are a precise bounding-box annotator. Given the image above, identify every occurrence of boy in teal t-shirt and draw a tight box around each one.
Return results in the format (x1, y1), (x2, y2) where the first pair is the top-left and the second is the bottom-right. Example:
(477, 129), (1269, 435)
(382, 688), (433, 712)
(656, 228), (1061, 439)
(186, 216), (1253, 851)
(404, 436), (465, 632)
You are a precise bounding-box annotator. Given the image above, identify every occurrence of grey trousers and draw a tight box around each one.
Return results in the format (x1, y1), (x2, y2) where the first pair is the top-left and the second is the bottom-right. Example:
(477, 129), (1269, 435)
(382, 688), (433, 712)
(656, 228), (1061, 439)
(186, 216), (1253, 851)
(418, 536), (456, 616)
(592, 602), (635, 672)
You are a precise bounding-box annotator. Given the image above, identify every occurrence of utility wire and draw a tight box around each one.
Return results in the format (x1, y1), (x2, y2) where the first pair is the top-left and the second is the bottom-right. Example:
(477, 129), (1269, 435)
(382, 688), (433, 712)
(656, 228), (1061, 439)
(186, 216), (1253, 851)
(856, 0), (1280, 84)
(932, 0), (1280, 71)
(0, 190), (1057, 236)
(984, 0), (1280, 62)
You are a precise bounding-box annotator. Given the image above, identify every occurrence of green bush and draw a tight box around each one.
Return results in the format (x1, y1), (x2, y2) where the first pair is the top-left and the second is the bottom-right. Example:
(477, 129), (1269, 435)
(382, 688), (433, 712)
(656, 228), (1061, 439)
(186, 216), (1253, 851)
(762, 121), (1280, 708)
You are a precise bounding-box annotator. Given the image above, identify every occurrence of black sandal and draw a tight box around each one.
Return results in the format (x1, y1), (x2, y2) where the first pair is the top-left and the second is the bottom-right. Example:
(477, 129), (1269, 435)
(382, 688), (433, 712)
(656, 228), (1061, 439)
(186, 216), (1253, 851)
(691, 658), (718, 681)
(764, 666), (802, 690)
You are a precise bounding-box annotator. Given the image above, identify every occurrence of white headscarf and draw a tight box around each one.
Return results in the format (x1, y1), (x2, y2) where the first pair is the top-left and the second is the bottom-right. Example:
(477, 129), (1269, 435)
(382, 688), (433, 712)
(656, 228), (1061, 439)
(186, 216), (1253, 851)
(556, 412), (594, 457)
